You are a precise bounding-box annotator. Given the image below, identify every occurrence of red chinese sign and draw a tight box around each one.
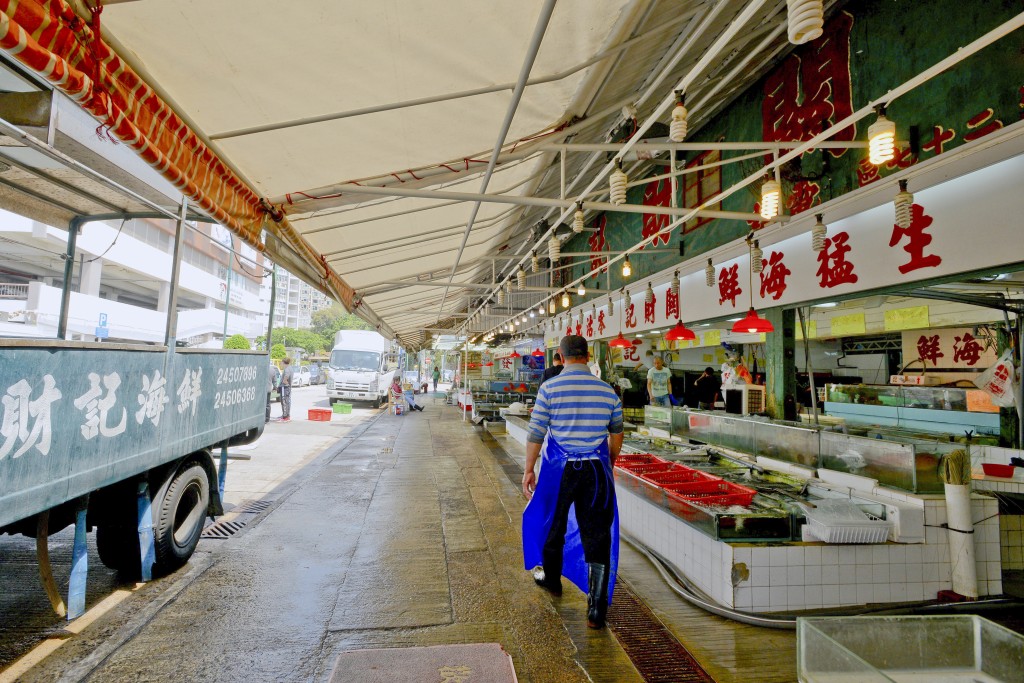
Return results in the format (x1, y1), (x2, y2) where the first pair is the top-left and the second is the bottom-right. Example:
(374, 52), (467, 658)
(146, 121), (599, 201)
(718, 264), (742, 307)
(921, 125), (956, 157)
(964, 108), (1003, 142)
(588, 215), (608, 274)
(953, 332), (984, 366)
(816, 231), (858, 288)
(625, 301), (637, 329)
(762, 12), (855, 154)
(641, 178), (672, 248)
(597, 311), (606, 335)
(890, 204), (941, 274)
(917, 335), (943, 365)
(586, 315), (594, 338)
(644, 292), (657, 324)
(759, 251), (791, 301)
(665, 287), (679, 320)
(787, 181), (821, 215)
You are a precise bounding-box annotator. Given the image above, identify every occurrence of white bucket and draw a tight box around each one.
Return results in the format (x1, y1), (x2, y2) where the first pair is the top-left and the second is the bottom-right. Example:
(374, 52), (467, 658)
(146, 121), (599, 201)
(944, 483), (978, 598)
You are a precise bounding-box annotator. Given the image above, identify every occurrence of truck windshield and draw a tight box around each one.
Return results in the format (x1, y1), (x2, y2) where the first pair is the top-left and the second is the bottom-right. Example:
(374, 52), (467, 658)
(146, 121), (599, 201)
(329, 350), (380, 372)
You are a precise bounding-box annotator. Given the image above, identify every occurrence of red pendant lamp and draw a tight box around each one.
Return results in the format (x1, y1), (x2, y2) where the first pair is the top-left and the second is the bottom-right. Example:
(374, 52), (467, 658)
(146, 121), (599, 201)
(664, 320), (696, 341)
(730, 237), (775, 335)
(531, 348), (544, 357)
(731, 308), (775, 334)
(510, 350), (521, 358)
(608, 332), (632, 348)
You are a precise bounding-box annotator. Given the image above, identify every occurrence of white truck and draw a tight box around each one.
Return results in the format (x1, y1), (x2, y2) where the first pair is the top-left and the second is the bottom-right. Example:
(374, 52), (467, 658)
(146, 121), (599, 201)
(325, 330), (397, 407)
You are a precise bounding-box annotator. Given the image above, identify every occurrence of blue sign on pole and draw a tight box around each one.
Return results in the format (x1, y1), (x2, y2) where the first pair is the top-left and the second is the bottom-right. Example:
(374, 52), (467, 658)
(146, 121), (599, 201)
(98, 313), (108, 328)
(94, 326), (109, 339)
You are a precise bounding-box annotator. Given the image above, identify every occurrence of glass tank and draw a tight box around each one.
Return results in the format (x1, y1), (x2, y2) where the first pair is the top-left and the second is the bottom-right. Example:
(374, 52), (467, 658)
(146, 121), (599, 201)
(643, 405), (672, 433)
(826, 383), (993, 413)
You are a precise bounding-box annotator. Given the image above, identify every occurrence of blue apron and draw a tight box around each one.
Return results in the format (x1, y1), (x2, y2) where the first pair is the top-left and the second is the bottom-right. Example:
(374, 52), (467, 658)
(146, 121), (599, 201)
(522, 435), (619, 602)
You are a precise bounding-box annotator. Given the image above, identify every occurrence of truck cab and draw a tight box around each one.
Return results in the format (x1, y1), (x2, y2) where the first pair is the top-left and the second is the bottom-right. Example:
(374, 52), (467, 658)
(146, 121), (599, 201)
(325, 331), (397, 407)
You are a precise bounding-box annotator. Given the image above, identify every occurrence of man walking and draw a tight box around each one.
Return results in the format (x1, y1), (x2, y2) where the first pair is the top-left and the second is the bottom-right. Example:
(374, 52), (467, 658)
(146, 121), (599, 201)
(279, 357), (294, 422)
(647, 355), (672, 406)
(521, 335), (623, 629)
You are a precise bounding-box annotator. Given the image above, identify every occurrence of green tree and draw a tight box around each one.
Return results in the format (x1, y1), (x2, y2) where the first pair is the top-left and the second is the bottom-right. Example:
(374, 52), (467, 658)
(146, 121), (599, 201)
(223, 334), (251, 350)
(266, 327), (329, 357)
(311, 304), (372, 341)
(270, 343), (286, 360)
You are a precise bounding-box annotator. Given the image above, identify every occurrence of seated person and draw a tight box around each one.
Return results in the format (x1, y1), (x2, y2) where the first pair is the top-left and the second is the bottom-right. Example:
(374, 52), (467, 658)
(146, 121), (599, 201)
(391, 376), (423, 412)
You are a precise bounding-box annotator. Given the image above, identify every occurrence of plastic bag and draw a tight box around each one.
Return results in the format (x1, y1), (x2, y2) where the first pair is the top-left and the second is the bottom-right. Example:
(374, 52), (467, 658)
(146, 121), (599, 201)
(974, 350), (1018, 408)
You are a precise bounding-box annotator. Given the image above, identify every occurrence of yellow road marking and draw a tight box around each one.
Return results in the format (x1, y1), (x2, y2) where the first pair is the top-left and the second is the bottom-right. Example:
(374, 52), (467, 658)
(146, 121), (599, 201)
(0, 585), (139, 682)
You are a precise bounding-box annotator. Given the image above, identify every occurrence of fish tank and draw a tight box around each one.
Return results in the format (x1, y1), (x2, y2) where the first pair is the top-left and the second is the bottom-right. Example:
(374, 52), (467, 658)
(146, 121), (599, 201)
(798, 615), (1024, 682)
(643, 405), (673, 435)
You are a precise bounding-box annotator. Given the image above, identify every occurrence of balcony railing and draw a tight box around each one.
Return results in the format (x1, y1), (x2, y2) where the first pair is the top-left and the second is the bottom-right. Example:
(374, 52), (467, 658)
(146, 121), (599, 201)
(0, 283), (28, 299)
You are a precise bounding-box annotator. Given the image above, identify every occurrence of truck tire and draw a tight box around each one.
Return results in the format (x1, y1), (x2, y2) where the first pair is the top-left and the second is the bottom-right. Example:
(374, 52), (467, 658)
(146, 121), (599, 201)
(329, 398), (337, 405)
(153, 462), (209, 574)
(96, 524), (141, 578)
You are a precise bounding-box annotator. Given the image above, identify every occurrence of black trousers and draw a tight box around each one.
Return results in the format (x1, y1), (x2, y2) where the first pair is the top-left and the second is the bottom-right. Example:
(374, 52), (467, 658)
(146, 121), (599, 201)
(542, 459), (615, 574)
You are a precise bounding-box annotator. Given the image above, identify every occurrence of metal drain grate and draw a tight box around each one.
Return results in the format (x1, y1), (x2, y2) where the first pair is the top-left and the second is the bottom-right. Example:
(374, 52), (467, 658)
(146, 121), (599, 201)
(235, 499), (272, 514)
(201, 519), (247, 539)
(379, 447), (394, 454)
(607, 585), (713, 683)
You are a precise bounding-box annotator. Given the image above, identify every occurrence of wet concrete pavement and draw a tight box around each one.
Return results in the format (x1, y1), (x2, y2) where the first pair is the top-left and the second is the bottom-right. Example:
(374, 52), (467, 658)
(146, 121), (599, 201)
(9, 394), (645, 682)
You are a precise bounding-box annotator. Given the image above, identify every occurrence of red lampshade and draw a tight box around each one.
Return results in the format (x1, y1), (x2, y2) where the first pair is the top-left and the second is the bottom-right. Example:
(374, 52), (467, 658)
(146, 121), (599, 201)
(532, 348), (544, 357)
(631, 339), (642, 346)
(608, 332), (632, 348)
(485, 361), (494, 366)
(731, 308), (774, 334)
(664, 320), (696, 341)
(510, 350), (521, 358)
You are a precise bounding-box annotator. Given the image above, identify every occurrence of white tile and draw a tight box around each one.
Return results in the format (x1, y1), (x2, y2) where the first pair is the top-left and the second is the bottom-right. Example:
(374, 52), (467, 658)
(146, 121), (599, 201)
(889, 545), (907, 563)
(856, 564), (873, 583)
(905, 544), (923, 563)
(804, 546), (822, 566)
(991, 578), (1003, 594)
(907, 583), (925, 601)
(838, 546), (857, 565)
(804, 584), (823, 608)
(822, 546), (840, 565)
(890, 563), (907, 582)
(787, 566), (805, 586)
(769, 586), (788, 607)
(788, 547), (805, 566)
(856, 584), (873, 605)
(734, 586), (752, 609)
(769, 566), (787, 586)
(750, 565), (769, 587)
(752, 587), (770, 608)
(923, 563), (939, 581)
(872, 564), (889, 584)
(874, 584), (891, 602)
(769, 546), (789, 567)
(977, 580), (989, 597)
(821, 564), (840, 584)
(987, 562), (1002, 581)
(839, 584), (858, 605)
(872, 546), (889, 565)
(805, 565), (822, 585)
(733, 546), (751, 565)
(787, 586), (806, 608)
(839, 564), (857, 584)
(856, 546), (874, 564)
(822, 585), (840, 607)
(890, 582), (909, 601)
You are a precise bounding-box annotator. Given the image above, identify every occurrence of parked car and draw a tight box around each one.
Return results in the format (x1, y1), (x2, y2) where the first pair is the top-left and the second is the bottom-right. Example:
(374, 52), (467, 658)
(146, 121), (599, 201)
(294, 365), (312, 387)
(309, 364), (324, 385)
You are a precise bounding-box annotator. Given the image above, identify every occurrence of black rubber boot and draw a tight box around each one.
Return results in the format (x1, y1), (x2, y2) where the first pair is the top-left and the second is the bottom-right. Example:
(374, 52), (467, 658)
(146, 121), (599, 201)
(532, 567), (562, 596)
(586, 563), (610, 628)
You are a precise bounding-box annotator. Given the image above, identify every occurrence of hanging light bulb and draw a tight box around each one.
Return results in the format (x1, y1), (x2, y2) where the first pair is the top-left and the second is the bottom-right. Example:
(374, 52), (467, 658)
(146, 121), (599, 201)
(750, 240), (764, 274)
(669, 91), (688, 142)
(760, 178), (782, 220)
(894, 179), (913, 230)
(608, 295), (615, 317)
(572, 202), (585, 233)
(521, 315), (527, 324)
(786, 0), (824, 45)
(561, 291), (570, 308)
(811, 214), (828, 252)
(622, 257), (632, 278)
(548, 298), (556, 314)
(592, 304), (597, 320)
(577, 283), (586, 297)
(531, 251), (540, 273)
(610, 161), (628, 205)
(671, 270), (680, 297)
(868, 106), (897, 165)
(548, 235), (561, 262)
(705, 259), (716, 287)
(496, 287), (505, 305)
(517, 267), (527, 291)
(645, 282), (654, 305)
(538, 305), (544, 315)
(529, 310), (535, 318)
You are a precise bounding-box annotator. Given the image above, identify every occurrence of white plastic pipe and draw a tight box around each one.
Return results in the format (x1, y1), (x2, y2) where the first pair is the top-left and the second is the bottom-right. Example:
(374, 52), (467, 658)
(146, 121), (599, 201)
(944, 483), (979, 598)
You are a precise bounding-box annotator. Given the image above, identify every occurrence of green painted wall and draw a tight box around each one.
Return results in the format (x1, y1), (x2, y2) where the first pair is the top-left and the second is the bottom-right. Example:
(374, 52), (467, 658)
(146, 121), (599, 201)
(559, 0), (1024, 304)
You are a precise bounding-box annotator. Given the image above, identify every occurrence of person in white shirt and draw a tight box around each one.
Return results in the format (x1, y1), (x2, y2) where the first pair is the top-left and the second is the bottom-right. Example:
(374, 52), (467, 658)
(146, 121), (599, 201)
(646, 356), (672, 407)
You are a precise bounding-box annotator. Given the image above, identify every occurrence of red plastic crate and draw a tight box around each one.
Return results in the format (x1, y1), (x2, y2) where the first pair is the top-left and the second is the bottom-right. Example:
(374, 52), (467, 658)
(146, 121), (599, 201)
(616, 453), (665, 466)
(641, 467), (719, 486)
(617, 461), (676, 475)
(307, 408), (332, 422)
(664, 480), (757, 507)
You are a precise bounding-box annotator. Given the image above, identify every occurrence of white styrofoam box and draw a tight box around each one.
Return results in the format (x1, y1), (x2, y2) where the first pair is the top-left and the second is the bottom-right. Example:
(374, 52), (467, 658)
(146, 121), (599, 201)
(755, 456), (816, 479)
(815, 468), (879, 492)
(885, 503), (925, 543)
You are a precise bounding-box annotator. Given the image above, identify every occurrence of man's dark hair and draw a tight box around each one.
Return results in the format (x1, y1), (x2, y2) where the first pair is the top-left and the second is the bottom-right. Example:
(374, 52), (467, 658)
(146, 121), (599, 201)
(704, 366), (714, 374)
(283, 357), (292, 365)
(559, 335), (588, 361)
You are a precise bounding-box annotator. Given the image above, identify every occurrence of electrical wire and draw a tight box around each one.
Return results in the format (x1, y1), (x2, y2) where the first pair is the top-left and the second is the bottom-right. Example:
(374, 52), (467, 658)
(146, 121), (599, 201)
(83, 218), (126, 263)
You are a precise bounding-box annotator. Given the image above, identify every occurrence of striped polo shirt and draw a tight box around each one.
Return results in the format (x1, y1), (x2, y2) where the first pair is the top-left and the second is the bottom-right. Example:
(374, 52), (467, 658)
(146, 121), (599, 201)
(527, 364), (624, 453)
